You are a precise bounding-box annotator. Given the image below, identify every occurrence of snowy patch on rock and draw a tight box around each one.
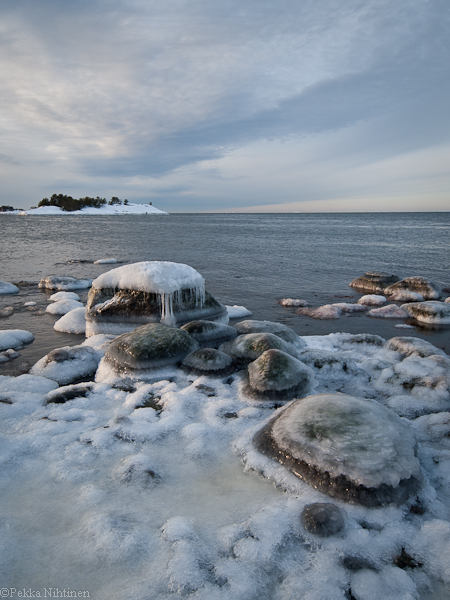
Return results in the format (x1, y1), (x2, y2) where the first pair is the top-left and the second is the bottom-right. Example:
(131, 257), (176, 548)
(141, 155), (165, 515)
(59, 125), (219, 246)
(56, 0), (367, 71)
(0, 281), (19, 294)
(277, 298), (309, 307)
(49, 291), (81, 302)
(402, 301), (450, 325)
(30, 345), (102, 385)
(357, 294), (386, 306)
(297, 305), (342, 319)
(332, 302), (367, 313)
(39, 276), (92, 290)
(0, 329), (34, 351)
(368, 304), (408, 319)
(226, 305), (252, 318)
(384, 276), (441, 300)
(53, 307), (86, 334)
(349, 272), (399, 294)
(46, 299), (84, 315)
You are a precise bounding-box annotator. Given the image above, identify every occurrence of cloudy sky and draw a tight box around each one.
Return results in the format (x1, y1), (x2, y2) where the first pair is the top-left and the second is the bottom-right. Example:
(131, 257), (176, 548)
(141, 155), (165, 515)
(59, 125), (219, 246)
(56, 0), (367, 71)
(1, 0), (449, 212)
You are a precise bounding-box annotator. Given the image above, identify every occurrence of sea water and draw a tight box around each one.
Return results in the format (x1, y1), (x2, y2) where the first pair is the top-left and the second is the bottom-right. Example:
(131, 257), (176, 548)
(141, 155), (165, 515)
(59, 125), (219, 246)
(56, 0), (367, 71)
(0, 212), (449, 373)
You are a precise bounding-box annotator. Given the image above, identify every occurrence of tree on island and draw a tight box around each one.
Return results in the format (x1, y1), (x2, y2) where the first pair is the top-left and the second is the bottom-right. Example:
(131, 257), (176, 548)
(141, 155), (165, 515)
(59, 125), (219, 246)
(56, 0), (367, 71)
(38, 194), (128, 211)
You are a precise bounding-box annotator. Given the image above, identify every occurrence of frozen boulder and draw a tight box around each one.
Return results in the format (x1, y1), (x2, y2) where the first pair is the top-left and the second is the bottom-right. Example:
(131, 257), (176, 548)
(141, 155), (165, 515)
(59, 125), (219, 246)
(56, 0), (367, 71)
(384, 276), (441, 300)
(219, 332), (299, 366)
(253, 392), (422, 506)
(234, 320), (306, 351)
(49, 291), (80, 302)
(349, 272), (399, 294)
(53, 307), (86, 334)
(46, 299), (84, 315)
(180, 320), (237, 348)
(45, 382), (93, 404)
(402, 301), (450, 325)
(182, 348), (232, 375)
(0, 329), (34, 351)
(85, 261), (228, 336)
(301, 503), (346, 537)
(296, 305), (342, 320)
(387, 290), (424, 302)
(277, 298), (309, 307)
(357, 295), (386, 306)
(368, 304), (408, 319)
(331, 303), (367, 313)
(386, 336), (447, 359)
(243, 349), (314, 400)
(104, 322), (198, 370)
(0, 281), (19, 294)
(39, 276), (92, 290)
(30, 345), (102, 385)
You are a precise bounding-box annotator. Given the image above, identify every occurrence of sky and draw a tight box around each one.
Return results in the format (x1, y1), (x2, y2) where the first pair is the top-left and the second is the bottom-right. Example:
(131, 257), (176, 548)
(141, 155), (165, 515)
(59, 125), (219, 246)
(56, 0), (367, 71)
(1, 0), (449, 212)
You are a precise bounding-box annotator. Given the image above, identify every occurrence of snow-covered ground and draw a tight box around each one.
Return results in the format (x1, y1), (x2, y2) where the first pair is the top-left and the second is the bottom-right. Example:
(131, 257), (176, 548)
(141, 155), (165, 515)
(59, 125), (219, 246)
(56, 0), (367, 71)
(1, 326), (450, 599)
(14, 202), (168, 215)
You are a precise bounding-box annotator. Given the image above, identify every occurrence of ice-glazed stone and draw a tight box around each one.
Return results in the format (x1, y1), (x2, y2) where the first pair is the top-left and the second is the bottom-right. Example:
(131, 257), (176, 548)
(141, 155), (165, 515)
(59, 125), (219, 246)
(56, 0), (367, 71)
(219, 332), (299, 365)
(105, 323), (199, 370)
(180, 320), (237, 348)
(253, 393), (422, 506)
(349, 272), (399, 294)
(182, 348), (232, 374)
(296, 305), (342, 320)
(387, 290), (424, 303)
(234, 320), (305, 349)
(402, 301), (450, 325)
(357, 294), (386, 306)
(245, 349), (314, 400)
(39, 276), (92, 290)
(331, 303), (367, 313)
(386, 337), (447, 359)
(30, 345), (102, 385)
(0, 329), (35, 351)
(301, 503), (346, 537)
(368, 305), (408, 319)
(86, 261), (228, 333)
(384, 277), (441, 300)
(0, 281), (19, 294)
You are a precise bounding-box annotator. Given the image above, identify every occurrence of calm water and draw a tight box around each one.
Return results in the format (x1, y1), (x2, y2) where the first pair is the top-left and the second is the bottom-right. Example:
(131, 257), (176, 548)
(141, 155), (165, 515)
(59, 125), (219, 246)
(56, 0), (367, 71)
(1, 212), (449, 372)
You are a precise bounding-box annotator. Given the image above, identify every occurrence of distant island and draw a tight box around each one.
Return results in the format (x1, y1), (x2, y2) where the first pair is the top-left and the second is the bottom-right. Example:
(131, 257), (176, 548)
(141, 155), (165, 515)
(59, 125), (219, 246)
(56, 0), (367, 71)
(1, 194), (168, 215)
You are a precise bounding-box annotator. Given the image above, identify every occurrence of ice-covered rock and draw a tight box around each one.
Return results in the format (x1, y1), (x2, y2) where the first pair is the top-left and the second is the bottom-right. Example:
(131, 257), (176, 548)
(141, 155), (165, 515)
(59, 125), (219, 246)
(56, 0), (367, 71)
(296, 305), (342, 319)
(104, 323), (198, 370)
(402, 301), (450, 325)
(46, 299), (84, 315)
(226, 305), (252, 318)
(332, 302), (367, 313)
(368, 304), (408, 319)
(244, 349), (314, 400)
(301, 503), (346, 537)
(49, 291), (81, 302)
(384, 276), (441, 300)
(220, 332), (299, 366)
(0, 281), (19, 294)
(180, 320), (237, 348)
(387, 290), (424, 302)
(357, 294), (386, 306)
(86, 261), (228, 335)
(0, 329), (34, 351)
(297, 349), (368, 385)
(445, 296), (450, 303)
(386, 336), (447, 359)
(45, 382), (94, 404)
(253, 392), (422, 506)
(349, 272), (399, 294)
(181, 348), (233, 374)
(39, 276), (92, 290)
(234, 320), (305, 351)
(0, 307), (14, 317)
(277, 298), (309, 307)
(53, 307), (86, 334)
(30, 345), (102, 385)
(94, 258), (117, 264)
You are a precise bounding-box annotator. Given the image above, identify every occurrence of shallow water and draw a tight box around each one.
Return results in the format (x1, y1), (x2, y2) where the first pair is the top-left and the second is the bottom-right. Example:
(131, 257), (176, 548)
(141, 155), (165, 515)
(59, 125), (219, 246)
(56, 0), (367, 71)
(1, 212), (449, 372)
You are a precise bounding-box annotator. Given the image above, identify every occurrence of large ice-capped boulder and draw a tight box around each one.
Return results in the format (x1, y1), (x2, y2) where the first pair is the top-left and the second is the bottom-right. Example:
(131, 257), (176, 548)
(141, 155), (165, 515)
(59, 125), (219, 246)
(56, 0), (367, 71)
(254, 393), (422, 506)
(384, 277), (441, 300)
(349, 272), (399, 294)
(104, 323), (198, 370)
(402, 301), (450, 325)
(85, 261), (228, 336)
(243, 349), (314, 400)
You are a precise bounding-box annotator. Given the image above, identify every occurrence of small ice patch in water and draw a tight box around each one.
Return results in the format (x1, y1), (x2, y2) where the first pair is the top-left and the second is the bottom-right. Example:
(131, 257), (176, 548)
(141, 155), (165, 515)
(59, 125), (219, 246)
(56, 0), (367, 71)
(226, 305), (252, 318)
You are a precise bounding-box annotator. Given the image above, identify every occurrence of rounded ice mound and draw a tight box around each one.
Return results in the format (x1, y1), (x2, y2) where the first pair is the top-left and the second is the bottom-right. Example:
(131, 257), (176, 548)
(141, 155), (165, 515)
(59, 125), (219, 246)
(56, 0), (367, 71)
(0, 329), (34, 351)
(39, 276), (92, 290)
(86, 261), (228, 334)
(30, 345), (102, 385)
(387, 290), (424, 302)
(301, 503), (346, 537)
(349, 272), (399, 294)
(182, 348), (232, 374)
(253, 393), (422, 506)
(296, 305), (342, 320)
(46, 299), (84, 315)
(244, 349), (314, 400)
(0, 281), (19, 294)
(357, 294), (386, 306)
(384, 277), (441, 300)
(180, 320), (237, 348)
(368, 304), (408, 319)
(386, 336), (447, 359)
(402, 301), (450, 325)
(219, 332), (299, 366)
(234, 320), (305, 350)
(104, 323), (198, 370)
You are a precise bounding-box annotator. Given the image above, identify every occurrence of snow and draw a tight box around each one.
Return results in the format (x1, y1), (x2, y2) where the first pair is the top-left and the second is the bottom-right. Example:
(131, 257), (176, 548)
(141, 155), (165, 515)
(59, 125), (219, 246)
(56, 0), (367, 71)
(19, 202), (168, 215)
(357, 294), (386, 306)
(0, 329), (35, 351)
(49, 291), (81, 301)
(226, 305), (252, 318)
(368, 304), (409, 319)
(46, 298), (84, 315)
(94, 258), (118, 264)
(53, 307), (87, 334)
(0, 281), (19, 294)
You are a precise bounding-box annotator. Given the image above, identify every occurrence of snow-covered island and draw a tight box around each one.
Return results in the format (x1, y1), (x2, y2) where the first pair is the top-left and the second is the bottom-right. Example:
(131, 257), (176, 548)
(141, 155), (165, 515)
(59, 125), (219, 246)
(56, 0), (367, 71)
(18, 202), (168, 215)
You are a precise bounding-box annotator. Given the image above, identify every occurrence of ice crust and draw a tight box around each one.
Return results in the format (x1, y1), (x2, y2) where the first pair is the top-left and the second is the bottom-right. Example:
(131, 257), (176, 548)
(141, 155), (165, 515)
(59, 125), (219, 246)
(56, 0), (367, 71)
(2, 327), (450, 599)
